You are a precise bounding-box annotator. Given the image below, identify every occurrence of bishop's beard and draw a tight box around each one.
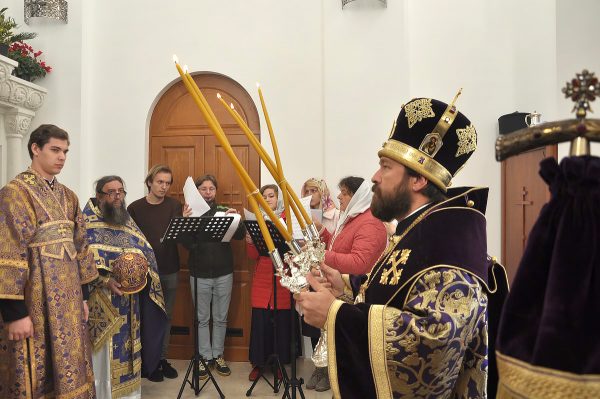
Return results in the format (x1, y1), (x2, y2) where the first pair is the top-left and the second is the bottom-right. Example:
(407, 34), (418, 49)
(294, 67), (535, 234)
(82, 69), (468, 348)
(370, 177), (412, 222)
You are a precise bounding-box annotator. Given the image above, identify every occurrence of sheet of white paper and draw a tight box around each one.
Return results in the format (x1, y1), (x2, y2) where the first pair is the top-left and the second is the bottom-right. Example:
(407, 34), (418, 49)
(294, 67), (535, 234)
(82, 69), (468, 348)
(243, 208), (257, 221)
(214, 212), (242, 242)
(242, 209), (286, 242)
(183, 177), (210, 217)
(291, 196), (313, 239)
(310, 209), (323, 223)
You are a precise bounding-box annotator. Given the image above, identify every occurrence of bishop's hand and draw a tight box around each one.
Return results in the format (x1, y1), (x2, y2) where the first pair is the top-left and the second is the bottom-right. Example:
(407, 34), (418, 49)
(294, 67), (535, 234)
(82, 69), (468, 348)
(296, 273), (335, 329)
(319, 263), (344, 298)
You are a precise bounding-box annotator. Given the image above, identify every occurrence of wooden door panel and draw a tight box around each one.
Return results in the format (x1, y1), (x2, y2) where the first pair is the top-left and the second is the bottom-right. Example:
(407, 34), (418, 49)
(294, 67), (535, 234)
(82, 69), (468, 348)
(150, 136), (205, 205)
(149, 135), (205, 359)
(204, 134), (258, 360)
(502, 146), (556, 283)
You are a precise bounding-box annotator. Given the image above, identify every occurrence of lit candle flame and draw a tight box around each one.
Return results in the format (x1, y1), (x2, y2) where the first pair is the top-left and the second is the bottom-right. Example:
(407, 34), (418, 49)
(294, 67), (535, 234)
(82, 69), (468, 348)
(256, 82), (260, 88)
(183, 65), (189, 73)
(230, 103), (235, 110)
(172, 54), (179, 64)
(217, 93), (222, 99)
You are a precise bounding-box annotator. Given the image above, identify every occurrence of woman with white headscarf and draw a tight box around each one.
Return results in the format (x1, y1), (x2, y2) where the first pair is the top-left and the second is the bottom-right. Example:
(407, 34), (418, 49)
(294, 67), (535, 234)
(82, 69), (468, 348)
(319, 176), (387, 274)
(306, 177), (387, 391)
(301, 178), (340, 234)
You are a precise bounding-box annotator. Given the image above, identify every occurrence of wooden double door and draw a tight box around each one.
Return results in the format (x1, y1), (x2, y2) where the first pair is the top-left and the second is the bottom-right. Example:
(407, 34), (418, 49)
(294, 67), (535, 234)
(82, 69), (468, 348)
(149, 72), (261, 361)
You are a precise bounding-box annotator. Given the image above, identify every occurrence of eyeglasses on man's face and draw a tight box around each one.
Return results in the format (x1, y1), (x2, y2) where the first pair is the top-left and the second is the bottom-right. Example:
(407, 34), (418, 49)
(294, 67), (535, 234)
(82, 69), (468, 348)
(99, 189), (127, 198)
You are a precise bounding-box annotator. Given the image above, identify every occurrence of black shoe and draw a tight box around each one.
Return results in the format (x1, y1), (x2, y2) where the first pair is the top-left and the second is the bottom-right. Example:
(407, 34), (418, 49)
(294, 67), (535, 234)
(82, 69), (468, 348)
(214, 355), (231, 376)
(147, 365), (164, 382)
(160, 359), (178, 379)
(199, 360), (208, 380)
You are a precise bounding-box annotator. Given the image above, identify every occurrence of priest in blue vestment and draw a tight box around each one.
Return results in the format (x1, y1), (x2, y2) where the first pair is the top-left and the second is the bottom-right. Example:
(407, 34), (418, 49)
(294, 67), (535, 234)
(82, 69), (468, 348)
(84, 175), (167, 399)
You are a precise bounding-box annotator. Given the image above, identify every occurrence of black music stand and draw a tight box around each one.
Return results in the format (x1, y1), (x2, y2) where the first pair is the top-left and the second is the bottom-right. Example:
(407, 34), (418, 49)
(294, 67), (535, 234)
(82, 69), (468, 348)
(244, 221), (304, 399)
(163, 216), (234, 399)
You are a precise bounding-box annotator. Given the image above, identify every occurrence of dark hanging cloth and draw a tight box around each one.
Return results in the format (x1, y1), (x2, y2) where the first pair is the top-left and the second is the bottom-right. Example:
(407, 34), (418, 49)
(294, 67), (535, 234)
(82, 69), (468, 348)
(496, 156), (600, 398)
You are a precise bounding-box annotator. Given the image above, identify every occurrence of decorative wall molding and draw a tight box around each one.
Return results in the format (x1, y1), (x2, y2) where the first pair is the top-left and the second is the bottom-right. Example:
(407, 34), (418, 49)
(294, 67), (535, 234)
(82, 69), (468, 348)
(0, 59), (47, 111)
(0, 54), (48, 185)
(0, 56), (18, 84)
(4, 110), (34, 139)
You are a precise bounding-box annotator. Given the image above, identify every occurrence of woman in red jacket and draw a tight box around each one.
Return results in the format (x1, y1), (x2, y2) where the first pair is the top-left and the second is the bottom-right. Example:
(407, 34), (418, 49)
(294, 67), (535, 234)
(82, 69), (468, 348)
(246, 184), (298, 381)
(320, 176), (388, 274)
(306, 176), (388, 391)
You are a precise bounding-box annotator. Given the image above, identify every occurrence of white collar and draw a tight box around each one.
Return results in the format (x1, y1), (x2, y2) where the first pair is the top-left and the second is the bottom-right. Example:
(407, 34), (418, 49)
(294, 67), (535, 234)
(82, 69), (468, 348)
(400, 202), (432, 221)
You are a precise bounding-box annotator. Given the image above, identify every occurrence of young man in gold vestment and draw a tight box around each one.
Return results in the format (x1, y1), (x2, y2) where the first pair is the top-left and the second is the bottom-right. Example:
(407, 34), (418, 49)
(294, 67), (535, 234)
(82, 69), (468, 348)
(0, 125), (99, 399)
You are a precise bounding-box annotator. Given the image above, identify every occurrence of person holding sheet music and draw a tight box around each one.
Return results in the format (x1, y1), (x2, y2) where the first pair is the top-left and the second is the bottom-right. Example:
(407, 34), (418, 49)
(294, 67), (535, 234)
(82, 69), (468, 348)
(245, 184), (299, 381)
(180, 174), (246, 379)
(300, 178), (340, 234)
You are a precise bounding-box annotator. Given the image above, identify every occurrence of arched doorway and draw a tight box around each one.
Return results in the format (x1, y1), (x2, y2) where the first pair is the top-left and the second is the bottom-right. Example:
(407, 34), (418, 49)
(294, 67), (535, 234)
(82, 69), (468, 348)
(149, 72), (260, 361)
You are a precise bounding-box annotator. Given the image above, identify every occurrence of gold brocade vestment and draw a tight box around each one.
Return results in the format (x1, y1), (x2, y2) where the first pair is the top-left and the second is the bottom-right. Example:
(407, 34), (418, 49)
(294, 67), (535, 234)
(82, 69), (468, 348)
(0, 169), (99, 399)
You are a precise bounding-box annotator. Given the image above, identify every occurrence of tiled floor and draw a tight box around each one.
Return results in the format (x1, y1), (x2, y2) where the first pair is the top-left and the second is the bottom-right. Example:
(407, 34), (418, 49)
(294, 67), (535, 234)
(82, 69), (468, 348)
(141, 358), (331, 398)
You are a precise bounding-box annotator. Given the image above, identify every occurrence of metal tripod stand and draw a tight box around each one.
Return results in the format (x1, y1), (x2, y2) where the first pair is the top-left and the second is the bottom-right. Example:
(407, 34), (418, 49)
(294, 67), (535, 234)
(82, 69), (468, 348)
(246, 264), (292, 397)
(177, 274), (225, 398)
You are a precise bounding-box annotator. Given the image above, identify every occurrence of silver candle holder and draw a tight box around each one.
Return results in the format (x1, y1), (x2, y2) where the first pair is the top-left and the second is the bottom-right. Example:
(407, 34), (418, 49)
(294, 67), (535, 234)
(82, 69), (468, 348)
(269, 225), (328, 367)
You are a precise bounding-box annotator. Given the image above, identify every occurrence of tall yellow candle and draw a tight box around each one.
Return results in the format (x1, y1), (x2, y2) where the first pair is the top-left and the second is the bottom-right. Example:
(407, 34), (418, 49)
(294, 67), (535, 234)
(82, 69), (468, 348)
(174, 60), (291, 243)
(216, 95), (312, 228)
(245, 183), (276, 251)
(227, 100), (311, 227)
(222, 99), (309, 228)
(257, 83), (292, 234)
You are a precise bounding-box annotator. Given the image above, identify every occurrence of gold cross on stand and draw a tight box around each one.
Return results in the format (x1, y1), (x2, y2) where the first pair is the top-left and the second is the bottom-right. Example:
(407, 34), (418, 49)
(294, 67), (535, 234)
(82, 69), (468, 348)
(562, 69), (600, 119)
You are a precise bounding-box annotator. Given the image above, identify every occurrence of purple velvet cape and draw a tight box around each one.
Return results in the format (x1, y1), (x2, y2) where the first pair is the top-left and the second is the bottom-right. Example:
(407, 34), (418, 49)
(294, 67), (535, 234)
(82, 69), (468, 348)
(334, 187), (508, 398)
(497, 156), (600, 376)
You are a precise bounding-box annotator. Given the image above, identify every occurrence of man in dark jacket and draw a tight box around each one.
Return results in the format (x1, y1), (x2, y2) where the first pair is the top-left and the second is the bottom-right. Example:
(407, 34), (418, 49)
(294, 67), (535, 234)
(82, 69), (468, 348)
(128, 164), (190, 381)
(182, 174), (245, 379)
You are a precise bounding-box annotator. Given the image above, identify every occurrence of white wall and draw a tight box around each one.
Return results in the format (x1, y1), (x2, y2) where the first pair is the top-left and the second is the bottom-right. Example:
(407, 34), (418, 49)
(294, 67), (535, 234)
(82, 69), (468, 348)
(3, 0), (600, 258)
(321, 0), (559, 257)
(323, 0), (409, 187)
(3, 0), (85, 189)
(84, 0), (324, 200)
(556, 0), (600, 159)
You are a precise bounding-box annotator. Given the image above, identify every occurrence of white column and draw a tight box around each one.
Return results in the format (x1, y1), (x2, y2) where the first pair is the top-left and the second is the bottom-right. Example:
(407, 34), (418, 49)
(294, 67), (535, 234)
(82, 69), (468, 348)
(1, 55), (47, 184)
(4, 110), (34, 180)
